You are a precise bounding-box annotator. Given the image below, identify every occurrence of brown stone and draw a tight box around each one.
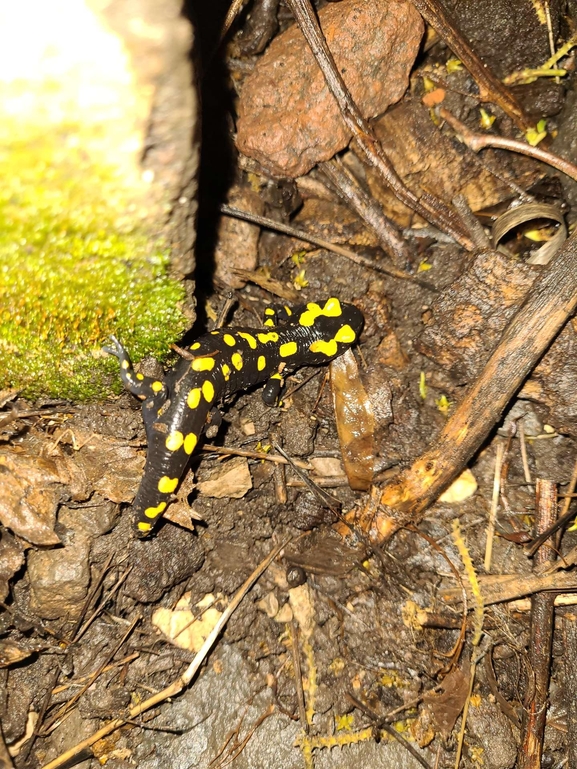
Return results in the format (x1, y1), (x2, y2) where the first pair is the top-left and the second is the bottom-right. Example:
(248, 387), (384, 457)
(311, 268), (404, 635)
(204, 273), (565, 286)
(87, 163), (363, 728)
(236, 0), (423, 177)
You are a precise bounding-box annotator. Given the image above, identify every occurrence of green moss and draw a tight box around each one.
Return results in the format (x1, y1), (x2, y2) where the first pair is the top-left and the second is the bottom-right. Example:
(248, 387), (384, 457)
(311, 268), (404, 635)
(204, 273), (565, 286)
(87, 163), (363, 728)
(0, 128), (188, 400)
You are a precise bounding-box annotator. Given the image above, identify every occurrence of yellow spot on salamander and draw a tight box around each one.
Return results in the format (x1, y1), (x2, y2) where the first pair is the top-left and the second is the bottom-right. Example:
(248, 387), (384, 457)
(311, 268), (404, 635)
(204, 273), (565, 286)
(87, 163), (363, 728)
(284, 305), (292, 316)
(202, 380), (215, 402)
(191, 342), (201, 350)
(238, 332), (257, 349)
(257, 331), (279, 344)
(184, 433), (198, 454)
(309, 323), (357, 357)
(187, 388), (201, 409)
(210, 331), (220, 335)
(257, 355), (266, 371)
(264, 319), (275, 327)
(136, 373), (144, 380)
(271, 372), (283, 381)
(121, 360), (130, 370)
(265, 308), (275, 315)
(231, 352), (243, 370)
(223, 334), (236, 347)
(165, 431), (184, 451)
(222, 363), (231, 381)
(158, 476), (178, 494)
(137, 521), (152, 533)
(299, 297), (342, 326)
(334, 324), (356, 343)
(310, 338), (338, 356)
(144, 502), (167, 519)
(192, 357), (215, 372)
(151, 380), (164, 393)
(280, 341), (297, 357)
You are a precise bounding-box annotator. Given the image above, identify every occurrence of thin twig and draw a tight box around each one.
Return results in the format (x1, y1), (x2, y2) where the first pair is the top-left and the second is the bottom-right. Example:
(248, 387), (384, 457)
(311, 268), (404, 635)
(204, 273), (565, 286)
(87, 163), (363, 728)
(290, 620), (309, 735)
(347, 693), (432, 769)
(484, 441), (505, 571)
(219, 203), (437, 289)
(202, 442), (313, 470)
(562, 613), (577, 769)
(41, 617), (140, 736)
(284, 0), (473, 249)
(41, 539), (290, 769)
(440, 108), (577, 183)
(319, 157), (412, 265)
(411, 0), (531, 131)
(519, 423), (532, 485)
(518, 479), (557, 769)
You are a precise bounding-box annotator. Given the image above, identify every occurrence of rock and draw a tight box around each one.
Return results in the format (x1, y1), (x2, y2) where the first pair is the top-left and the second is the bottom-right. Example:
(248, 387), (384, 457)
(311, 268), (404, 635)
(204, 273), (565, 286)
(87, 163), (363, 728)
(214, 187), (264, 288)
(27, 534), (91, 619)
(466, 698), (517, 769)
(237, 0), (423, 177)
(0, 531), (25, 601)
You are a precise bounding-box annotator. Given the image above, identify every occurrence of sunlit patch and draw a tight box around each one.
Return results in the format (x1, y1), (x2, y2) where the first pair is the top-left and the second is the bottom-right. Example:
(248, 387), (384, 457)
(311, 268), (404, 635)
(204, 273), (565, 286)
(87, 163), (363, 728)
(257, 331), (279, 344)
(310, 339), (338, 356)
(257, 355), (266, 371)
(238, 332), (257, 349)
(280, 341), (297, 357)
(187, 388), (201, 409)
(191, 342), (201, 350)
(335, 324), (356, 343)
(231, 352), (243, 370)
(151, 380), (164, 393)
(184, 433), (197, 454)
(223, 334), (236, 347)
(202, 380), (215, 402)
(192, 357), (215, 372)
(144, 501), (167, 519)
(158, 476), (178, 494)
(222, 363), (231, 381)
(165, 431), (184, 451)
(299, 297), (342, 326)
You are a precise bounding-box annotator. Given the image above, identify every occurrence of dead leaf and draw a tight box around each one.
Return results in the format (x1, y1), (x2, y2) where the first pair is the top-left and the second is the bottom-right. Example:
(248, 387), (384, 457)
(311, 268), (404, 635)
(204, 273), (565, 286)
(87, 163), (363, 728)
(152, 592), (225, 652)
(197, 456), (252, 498)
(422, 665), (469, 740)
(438, 469), (478, 503)
(310, 457), (344, 477)
(0, 640), (38, 667)
(0, 453), (61, 545)
(330, 349), (375, 490)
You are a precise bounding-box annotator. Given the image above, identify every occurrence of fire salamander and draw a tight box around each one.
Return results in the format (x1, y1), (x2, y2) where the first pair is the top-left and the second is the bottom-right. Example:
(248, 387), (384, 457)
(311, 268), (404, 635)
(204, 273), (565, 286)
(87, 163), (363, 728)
(105, 297), (364, 537)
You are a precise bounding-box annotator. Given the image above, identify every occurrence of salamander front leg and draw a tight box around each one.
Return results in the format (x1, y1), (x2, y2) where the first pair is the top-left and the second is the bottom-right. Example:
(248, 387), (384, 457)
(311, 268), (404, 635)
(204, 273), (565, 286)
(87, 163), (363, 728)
(104, 336), (167, 402)
(261, 371), (284, 406)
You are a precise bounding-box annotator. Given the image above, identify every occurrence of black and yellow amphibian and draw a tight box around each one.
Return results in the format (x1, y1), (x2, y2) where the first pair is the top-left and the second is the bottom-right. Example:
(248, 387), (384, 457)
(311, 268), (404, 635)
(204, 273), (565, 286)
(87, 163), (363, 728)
(105, 298), (364, 536)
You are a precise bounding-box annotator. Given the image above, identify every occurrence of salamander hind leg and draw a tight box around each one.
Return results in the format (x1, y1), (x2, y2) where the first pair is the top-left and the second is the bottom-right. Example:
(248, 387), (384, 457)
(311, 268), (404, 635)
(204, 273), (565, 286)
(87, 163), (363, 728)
(262, 304), (293, 327)
(261, 371), (284, 406)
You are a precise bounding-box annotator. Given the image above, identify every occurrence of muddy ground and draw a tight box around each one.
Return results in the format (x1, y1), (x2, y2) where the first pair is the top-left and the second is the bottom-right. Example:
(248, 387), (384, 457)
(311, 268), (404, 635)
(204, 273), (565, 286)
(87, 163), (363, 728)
(3, 1), (577, 768)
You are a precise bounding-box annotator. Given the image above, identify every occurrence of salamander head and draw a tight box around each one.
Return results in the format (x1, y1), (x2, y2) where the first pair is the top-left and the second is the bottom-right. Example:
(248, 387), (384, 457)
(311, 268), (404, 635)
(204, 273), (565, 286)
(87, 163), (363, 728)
(297, 297), (364, 361)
